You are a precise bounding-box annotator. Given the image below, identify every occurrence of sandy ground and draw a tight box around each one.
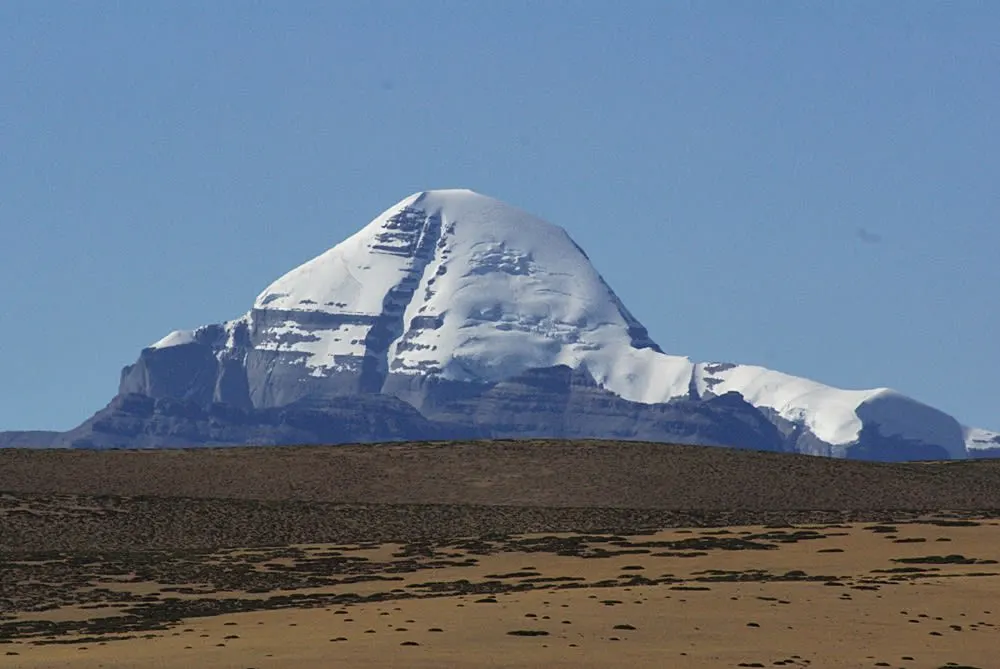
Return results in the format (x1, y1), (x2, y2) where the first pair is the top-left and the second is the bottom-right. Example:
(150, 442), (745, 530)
(4, 518), (999, 669)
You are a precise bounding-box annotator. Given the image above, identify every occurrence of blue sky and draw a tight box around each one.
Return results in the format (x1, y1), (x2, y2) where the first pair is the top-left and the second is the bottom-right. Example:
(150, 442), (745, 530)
(1, 2), (997, 432)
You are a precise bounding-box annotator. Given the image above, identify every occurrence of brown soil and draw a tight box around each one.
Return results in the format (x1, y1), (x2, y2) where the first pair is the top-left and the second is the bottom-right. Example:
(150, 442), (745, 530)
(2, 440), (1000, 509)
(4, 521), (999, 669)
(4, 441), (1000, 667)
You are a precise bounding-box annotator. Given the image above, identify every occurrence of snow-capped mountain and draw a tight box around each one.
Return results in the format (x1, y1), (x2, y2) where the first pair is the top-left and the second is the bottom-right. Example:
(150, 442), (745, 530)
(12, 189), (989, 458)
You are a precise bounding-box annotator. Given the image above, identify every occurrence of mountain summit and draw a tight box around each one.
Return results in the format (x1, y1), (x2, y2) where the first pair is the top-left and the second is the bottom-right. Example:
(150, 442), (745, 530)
(18, 189), (983, 458)
(247, 189), (670, 396)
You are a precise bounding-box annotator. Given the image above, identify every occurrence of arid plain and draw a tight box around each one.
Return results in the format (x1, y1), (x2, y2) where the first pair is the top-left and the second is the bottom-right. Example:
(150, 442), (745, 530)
(2, 441), (1000, 669)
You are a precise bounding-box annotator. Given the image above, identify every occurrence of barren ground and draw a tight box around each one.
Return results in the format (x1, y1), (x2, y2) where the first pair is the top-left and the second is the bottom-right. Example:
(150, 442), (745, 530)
(2, 441), (999, 668)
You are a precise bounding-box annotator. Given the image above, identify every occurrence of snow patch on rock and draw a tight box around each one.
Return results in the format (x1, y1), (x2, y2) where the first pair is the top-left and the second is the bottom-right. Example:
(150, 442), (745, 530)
(966, 426), (1000, 451)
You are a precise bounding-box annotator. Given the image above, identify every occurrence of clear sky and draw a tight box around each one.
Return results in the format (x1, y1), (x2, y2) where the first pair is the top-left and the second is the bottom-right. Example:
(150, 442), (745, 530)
(1, 2), (997, 432)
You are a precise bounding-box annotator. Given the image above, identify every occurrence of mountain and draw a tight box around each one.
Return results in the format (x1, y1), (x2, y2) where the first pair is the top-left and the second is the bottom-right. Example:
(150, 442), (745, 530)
(2, 189), (987, 459)
(0, 431), (60, 449)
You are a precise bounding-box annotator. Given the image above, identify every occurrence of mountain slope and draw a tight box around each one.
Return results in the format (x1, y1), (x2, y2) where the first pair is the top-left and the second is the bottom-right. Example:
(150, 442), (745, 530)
(14, 189), (985, 458)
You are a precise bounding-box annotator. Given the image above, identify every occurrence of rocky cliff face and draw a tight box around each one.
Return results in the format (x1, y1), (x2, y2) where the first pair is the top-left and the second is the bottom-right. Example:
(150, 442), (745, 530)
(7, 189), (984, 459)
(53, 392), (482, 450)
(112, 344), (785, 452)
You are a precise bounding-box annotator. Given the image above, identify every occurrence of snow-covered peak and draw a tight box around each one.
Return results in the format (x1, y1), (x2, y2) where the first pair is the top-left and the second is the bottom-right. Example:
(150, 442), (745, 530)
(254, 189), (584, 314)
(251, 188), (686, 396)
